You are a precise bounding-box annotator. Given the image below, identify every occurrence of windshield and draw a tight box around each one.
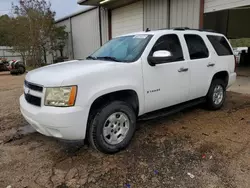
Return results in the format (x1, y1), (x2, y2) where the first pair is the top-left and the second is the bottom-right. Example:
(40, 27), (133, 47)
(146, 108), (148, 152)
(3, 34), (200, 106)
(88, 34), (152, 62)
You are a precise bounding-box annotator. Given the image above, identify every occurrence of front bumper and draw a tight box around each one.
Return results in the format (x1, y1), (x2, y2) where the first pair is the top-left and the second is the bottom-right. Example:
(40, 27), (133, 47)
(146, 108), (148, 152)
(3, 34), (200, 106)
(20, 95), (88, 140)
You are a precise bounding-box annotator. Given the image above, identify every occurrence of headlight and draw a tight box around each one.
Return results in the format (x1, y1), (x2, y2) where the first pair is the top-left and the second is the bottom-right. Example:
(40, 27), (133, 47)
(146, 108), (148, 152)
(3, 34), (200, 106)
(45, 86), (77, 107)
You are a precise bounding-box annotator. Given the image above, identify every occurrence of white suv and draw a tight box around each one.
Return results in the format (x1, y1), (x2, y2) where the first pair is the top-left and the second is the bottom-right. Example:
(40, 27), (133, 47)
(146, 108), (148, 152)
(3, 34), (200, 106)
(20, 28), (236, 153)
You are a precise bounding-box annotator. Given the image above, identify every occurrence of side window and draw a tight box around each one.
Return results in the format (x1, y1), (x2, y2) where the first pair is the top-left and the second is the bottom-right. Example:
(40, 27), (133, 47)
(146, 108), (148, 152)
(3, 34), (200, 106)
(184, 34), (209, 60)
(207, 35), (233, 56)
(150, 34), (184, 63)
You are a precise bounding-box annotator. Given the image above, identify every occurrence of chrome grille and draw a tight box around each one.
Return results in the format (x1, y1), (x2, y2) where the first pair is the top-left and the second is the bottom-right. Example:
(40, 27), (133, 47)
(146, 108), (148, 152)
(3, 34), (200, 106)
(24, 80), (43, 107)
(24, 80), (43, 92)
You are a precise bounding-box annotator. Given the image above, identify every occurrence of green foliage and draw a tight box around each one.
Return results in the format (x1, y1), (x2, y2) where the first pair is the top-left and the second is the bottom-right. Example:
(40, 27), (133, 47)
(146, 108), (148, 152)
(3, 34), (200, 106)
(0, 15), (12, 46)
(50, 25), (68, 57)
(230, 38), (250, 48)
(0, 0), (68, 66)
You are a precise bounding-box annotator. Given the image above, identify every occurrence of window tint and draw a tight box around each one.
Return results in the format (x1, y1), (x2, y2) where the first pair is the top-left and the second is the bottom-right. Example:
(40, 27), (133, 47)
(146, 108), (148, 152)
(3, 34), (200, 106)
(184, 34), (209, 60)
(151, 34), (184, 63)
(207, 35), (233, 56)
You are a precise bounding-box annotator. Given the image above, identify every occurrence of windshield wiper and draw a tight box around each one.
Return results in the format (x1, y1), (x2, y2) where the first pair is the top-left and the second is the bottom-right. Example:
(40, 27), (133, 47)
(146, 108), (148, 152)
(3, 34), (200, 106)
(86, 56), (97, 60)
(96, 56), (121, 62)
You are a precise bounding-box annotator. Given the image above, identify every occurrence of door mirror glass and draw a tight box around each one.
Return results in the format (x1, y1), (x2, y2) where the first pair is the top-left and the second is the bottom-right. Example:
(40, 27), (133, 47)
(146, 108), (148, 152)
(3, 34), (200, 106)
(153, 50), (173, 58)
(148, 50), (174, 66)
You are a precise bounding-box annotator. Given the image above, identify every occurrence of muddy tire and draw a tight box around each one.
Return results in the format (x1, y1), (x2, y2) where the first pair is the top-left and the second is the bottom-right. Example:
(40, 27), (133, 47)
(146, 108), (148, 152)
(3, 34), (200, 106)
(10, 69), (19, 75)
(88, 101), (136, 154)
(206, 79), (226, 110)
(17, 64), (26, 74)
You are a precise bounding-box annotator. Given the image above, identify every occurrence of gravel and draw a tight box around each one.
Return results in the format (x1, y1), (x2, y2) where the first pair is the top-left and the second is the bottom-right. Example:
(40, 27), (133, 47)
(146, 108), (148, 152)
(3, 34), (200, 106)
(1, 72), (250, 188)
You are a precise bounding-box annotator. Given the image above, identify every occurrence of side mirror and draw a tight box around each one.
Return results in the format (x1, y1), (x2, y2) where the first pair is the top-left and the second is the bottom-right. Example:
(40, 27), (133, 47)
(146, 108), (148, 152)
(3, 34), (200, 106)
(148, 50), (173, 66)
(153, 50), (172, 58)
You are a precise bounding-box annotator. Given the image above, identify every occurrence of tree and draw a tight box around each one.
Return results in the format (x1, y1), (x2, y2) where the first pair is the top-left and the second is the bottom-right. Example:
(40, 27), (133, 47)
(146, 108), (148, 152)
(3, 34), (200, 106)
(0, 15), (12, 46)
(0, 0), (68, 66)
(12, 0), (56, 66)
(10, 16), (32, 63)
(50, 26), (68, 58)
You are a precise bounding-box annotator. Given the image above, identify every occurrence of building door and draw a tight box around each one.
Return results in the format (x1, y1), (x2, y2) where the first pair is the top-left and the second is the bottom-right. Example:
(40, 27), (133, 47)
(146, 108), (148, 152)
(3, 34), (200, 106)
(111, 1), (143, 37)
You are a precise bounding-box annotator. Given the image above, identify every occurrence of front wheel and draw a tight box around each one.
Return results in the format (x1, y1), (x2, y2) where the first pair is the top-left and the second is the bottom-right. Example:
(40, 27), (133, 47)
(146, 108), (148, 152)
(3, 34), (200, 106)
(206, 79), (226, 110)
(88, 101), (136, 154)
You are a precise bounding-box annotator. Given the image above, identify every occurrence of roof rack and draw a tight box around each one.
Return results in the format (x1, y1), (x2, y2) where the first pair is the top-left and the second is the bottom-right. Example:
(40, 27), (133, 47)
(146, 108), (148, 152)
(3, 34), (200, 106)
(146, 27), (218, 33)
(171, 27), (217, 33)
(172, 27), (190, 30)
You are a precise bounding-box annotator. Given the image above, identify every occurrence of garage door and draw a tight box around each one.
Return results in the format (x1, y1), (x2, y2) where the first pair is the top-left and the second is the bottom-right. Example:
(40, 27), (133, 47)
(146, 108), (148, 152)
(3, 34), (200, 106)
(111, 1), (143, 37)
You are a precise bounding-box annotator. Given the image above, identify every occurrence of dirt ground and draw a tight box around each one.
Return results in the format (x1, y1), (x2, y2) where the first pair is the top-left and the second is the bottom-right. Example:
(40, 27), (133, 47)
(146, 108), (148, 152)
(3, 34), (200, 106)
(229, 67), (250, 94)
(1, 72), (250, 188)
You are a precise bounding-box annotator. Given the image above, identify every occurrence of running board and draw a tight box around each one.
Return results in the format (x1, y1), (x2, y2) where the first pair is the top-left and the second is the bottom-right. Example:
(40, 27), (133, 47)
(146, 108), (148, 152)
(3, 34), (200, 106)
(139, 97), (206, 121)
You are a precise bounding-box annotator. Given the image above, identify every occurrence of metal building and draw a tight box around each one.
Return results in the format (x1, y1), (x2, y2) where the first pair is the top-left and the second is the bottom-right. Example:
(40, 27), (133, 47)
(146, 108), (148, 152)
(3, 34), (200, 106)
(55, 7), (101, 61)
(55, 0), (250, 60)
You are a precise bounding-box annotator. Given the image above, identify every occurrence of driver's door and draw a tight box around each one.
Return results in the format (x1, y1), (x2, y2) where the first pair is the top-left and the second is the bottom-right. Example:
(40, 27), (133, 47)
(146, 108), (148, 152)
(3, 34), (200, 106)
(142, 34), (190, 113)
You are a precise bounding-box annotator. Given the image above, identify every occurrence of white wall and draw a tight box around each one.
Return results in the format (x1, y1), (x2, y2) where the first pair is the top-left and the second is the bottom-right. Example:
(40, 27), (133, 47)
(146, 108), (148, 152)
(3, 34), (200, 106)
(144, 0), (170, 30)
(205, 0), (250, 13)
(71, 8), (100, 59)
(170, 0), (200, 29)
(55, 19), (73, 60)
(100, 7), (109, 44)
(111, 1), (143, 37)
(0, 46), (22, 61)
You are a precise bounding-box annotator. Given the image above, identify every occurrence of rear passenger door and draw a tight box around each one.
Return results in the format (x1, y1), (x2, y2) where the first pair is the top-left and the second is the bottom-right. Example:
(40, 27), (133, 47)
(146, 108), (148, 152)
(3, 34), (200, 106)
(184, 34), (215, 100)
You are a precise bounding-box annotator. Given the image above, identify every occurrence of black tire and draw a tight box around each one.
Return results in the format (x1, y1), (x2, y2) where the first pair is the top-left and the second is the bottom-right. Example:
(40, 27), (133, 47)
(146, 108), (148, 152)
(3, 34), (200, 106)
(17, 64), (26, 74)
(206, 79), (226, 110)
(10, 69), (19, 75)
(88, 101), (136, 154)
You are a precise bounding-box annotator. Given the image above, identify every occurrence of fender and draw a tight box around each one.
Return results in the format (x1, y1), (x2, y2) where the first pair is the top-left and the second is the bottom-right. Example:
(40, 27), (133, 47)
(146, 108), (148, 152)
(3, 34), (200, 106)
(86, 85), (144, 116)
(205, 70), (229, 95)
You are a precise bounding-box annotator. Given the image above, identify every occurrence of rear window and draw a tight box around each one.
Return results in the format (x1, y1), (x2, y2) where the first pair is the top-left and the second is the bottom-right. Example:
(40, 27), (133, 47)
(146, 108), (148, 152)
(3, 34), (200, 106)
(207, 35), (233, 56)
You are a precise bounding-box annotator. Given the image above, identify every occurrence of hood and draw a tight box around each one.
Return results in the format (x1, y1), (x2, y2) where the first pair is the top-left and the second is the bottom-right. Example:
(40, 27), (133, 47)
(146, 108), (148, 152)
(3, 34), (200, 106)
(26, 60), (118, 87)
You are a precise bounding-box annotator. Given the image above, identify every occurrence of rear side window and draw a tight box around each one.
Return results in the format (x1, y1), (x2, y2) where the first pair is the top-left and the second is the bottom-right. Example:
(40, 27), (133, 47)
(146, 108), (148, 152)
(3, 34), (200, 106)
(184, 34), (209, 60)
(207, 35), (233, 56)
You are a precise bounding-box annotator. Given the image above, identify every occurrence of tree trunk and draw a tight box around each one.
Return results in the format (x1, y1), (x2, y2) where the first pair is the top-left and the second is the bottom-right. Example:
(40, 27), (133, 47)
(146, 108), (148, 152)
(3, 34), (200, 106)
(59, 48), (63, 57)
(43, 46), (47, 64)
(20, 53), (26, 66)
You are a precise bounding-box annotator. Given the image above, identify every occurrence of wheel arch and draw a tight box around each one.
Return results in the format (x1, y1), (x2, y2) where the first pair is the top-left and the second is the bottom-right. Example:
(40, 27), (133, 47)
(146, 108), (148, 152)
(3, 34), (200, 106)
(88, 89), (140, 117)
(206, 70), (229, 95)
(212, 71), (229, 87)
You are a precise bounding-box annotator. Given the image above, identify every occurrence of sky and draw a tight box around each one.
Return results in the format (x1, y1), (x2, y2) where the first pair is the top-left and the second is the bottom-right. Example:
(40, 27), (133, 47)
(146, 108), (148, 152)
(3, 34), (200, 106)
(0, 0), (90, 20)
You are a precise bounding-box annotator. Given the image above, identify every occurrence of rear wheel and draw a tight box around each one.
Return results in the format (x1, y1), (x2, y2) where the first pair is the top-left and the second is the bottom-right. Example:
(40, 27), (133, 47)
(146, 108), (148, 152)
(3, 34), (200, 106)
(206, 79), (226, 110)
(88, 101), (136, 154)
(17, 64), (26, 74)
(10, 69), (19, 75)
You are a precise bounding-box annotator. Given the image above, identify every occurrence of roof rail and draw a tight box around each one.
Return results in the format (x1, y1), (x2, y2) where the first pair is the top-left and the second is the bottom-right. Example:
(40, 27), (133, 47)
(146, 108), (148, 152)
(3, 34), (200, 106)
(147, 27), (218, 33)
(172, 27), (190, 31)
(172, 27), (217, 33)
(199, 29), (217, 33)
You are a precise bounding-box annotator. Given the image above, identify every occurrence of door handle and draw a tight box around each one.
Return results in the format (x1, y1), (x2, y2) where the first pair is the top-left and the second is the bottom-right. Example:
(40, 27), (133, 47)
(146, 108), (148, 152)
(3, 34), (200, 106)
(207, 63), (215, 67)
(178, 67), (189, 72)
